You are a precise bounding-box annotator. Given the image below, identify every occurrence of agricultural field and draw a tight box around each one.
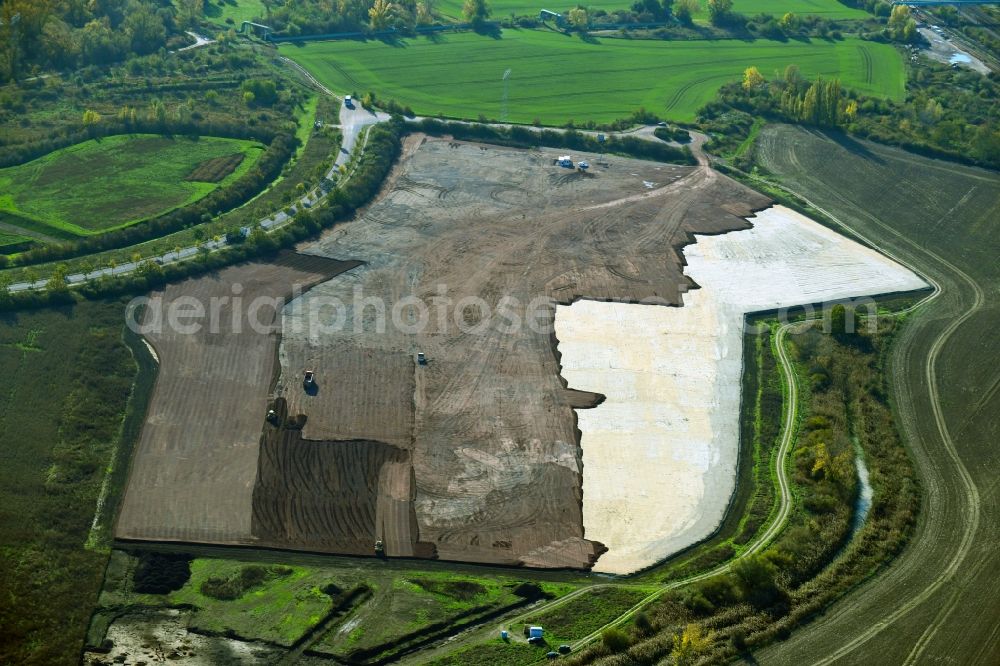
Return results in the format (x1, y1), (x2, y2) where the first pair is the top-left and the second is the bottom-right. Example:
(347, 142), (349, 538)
(0, 134), (264, 238)
(280, 31), (903, 124)
(698, 0), (869, 19)
(435, 0), (867, 21)
(435, 0), (631, 20)
(748, 124), (1000, 664)
(0, 302), (138, 665)
(115, 253), (357, 546)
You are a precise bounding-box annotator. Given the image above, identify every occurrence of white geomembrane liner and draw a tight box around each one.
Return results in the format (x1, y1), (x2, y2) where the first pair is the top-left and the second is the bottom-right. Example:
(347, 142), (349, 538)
(556, 205), (927, 575)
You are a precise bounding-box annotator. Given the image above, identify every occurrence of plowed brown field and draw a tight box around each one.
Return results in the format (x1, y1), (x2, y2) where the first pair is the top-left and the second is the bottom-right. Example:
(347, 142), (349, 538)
(115, 253), (356, 545)
(118, 138), (770, 568)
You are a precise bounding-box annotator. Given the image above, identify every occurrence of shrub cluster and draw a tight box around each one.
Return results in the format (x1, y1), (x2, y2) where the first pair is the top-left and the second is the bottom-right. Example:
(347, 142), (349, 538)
(413, 118), (696, 164)
(0, 119), (404, 310)
(131, 552), (193, 595)
(653, 125), (692, 143)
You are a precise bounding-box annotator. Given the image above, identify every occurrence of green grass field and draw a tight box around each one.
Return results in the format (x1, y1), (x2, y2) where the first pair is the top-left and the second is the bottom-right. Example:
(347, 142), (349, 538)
(436, 0), (868, 20)
(0, 134), (264, 238)
(282, 31), (903, 124)
(200, 0), (268, 25)
(517, 587), (649, 644)
(0, 231), (32, 252)
(696, 0), (868, 19)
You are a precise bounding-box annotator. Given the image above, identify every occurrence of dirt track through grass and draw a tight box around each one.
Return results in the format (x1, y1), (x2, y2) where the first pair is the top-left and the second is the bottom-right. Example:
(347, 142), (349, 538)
(748, 124), (999, 665)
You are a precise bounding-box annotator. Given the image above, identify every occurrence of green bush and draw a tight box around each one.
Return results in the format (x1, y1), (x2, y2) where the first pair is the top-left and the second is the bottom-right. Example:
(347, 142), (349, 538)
(601, 627), (631, 652)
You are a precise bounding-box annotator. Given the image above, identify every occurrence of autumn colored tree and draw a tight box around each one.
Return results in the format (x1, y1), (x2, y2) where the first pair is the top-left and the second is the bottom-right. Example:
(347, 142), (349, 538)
(743, 66), (765, 90)
(707, 0), (734, 25)
(463, 0), (490, 24)
(674, 0), (699, 25)
(369, 0), (394, 28)
(671, 624), (715, 665)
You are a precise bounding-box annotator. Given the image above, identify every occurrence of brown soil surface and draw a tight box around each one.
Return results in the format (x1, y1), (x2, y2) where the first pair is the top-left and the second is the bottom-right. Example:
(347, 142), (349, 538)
(271, 136), (770, 568)
(115, 253), (357, 544)
(250, 397), (423, 557)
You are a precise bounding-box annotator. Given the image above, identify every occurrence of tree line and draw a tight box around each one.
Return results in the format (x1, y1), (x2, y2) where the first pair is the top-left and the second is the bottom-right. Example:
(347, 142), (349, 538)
(0, 119), (405, 310)
(0, 0), (192, 83)
(412, 118), (697, 164)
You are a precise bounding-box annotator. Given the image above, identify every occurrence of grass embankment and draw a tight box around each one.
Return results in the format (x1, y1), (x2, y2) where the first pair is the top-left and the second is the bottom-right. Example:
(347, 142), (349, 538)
(0, 231), (33, 254)
(519, 587), (650, 645)
(97, 553), (352, 646)
(0, 135), (263, 238)
(200, 0), (268, 25)
(282, 31), (903, 124)
(316, 573), (563, 662)
(93, 550), (579, 660)
(0, 301), (138, 665)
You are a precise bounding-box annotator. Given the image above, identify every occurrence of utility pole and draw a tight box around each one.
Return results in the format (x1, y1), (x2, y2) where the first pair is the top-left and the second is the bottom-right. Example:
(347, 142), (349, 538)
(501, 68), (511, 124)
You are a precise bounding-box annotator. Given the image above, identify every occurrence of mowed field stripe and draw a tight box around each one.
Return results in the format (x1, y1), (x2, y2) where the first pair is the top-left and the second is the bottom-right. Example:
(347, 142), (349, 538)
(282, 31), (904, 124)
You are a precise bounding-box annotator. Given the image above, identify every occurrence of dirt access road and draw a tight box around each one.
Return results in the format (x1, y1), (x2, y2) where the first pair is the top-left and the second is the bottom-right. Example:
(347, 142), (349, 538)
(748, 125), (1000, 665)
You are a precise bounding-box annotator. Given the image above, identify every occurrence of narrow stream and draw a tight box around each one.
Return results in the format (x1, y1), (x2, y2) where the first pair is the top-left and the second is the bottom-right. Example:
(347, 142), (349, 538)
(851, 440), (874, 535)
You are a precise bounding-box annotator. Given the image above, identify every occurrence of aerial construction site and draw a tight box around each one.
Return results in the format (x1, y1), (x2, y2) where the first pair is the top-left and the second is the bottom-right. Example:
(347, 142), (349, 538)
(117, 135), (924, 574)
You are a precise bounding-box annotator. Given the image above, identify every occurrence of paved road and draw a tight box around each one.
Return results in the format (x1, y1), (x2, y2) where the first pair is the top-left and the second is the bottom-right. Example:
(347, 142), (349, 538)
(7, 69), (387, 294)
(175, 32), (215, 53)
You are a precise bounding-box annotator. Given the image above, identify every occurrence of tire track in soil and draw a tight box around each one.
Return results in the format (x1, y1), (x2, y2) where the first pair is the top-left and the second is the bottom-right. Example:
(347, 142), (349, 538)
(857, 45), (873, 85)
(749, 128), (986, 666)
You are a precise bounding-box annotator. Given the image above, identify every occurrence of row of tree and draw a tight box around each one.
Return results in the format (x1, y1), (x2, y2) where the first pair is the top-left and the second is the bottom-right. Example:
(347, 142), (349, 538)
(706, 60), (1000, 169)
(412, 117), (697, 164)
(1, 120), (405, 310)
(741, 65), (850, 127)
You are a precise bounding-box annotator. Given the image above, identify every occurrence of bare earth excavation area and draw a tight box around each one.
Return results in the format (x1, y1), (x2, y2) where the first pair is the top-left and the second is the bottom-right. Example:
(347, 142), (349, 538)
(118, 136), (924, 573)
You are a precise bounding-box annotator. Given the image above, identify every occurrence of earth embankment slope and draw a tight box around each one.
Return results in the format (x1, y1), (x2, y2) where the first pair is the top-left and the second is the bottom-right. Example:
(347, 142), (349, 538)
(556, 205), (926, 574)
